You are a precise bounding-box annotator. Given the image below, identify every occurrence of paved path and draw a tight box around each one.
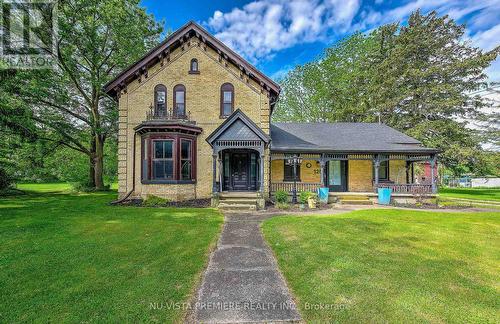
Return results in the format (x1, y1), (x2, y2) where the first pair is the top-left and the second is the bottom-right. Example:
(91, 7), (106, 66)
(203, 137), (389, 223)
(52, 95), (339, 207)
(192, 213), (301, 323)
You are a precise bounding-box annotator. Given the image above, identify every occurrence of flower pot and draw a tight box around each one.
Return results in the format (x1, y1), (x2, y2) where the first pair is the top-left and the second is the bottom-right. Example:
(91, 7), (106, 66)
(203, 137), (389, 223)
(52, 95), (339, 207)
(308, 197), (317, 209)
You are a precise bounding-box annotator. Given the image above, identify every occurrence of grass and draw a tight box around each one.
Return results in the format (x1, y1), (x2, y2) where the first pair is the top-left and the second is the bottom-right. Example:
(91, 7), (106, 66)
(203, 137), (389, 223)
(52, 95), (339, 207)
(0, 183), (223, 322)
(439, 187), (500, 201)
(15, 182), (73, 193)
(263, 210), (500, 323)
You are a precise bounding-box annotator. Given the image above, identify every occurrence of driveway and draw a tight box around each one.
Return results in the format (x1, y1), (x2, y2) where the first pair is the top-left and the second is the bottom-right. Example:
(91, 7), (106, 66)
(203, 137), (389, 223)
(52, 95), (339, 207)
(191, 213), (301, 323)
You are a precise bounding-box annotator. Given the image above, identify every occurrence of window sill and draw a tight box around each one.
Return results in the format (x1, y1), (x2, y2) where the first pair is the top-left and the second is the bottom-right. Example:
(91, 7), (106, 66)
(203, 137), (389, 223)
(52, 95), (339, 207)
(142, 180), (196, 185)
(219, 115), (230, 119)
(188, 71), (200, 74)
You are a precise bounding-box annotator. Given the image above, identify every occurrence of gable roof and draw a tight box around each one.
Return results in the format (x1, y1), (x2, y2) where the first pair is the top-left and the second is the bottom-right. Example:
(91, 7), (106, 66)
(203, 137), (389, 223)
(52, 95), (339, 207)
(270, 122), (438, 153)
(104, 21), (280, 99)
(206, 109), (270, 146)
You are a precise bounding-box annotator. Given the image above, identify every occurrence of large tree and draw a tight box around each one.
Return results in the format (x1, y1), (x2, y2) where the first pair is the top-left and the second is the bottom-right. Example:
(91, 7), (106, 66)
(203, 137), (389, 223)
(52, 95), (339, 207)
(274, 10), (499, 175)
(0, 0), (162, 188)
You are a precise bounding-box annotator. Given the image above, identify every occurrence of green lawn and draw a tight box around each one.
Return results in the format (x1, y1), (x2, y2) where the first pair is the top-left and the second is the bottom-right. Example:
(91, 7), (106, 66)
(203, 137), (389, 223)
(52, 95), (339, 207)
(439, 187), (500, 201)
(0, 184), (223, 322)
(15, 182), (73, 193)
(263, 210), (500, 323)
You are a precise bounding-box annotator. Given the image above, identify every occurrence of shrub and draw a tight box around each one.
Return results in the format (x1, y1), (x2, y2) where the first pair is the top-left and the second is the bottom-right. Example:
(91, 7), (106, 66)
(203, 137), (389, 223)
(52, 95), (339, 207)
(299, 191), (312, 204)
(274, 189), (289, 204)
(276, 202), (290, 209)
(142, 195), (169, 207)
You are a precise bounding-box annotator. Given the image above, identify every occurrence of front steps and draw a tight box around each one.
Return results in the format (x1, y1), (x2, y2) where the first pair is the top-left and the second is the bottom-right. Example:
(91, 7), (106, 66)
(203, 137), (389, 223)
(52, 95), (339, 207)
(337, 195), (373, 205)
(217, 192), (260, 211)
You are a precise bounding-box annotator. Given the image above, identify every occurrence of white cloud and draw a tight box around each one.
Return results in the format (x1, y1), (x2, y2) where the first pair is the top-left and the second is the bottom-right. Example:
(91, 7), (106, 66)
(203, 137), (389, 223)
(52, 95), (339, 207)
(205, 0), (500, 80)
(470, 24), (500, 51)
(206, 0), (361, 61)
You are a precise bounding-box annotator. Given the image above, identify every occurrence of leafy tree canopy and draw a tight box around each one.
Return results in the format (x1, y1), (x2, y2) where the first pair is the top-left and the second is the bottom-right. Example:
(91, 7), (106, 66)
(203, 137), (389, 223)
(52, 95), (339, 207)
(274, 10), (499, 176)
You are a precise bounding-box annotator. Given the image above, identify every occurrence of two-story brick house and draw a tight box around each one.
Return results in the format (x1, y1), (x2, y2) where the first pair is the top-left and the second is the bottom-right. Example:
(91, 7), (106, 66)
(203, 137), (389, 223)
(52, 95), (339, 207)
(105, 21), (438, 209)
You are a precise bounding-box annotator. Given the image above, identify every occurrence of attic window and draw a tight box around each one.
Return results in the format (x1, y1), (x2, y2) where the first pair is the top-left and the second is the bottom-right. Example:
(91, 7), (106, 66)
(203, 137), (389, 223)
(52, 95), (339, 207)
(189, 58), (199, 74)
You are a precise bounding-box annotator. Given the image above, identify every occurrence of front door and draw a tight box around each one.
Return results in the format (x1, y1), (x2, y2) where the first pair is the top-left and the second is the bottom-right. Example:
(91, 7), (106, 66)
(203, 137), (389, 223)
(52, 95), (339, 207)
(222, 151), (258, 191)
(326, 160), (348, 192)
(231, 153), (249, 190)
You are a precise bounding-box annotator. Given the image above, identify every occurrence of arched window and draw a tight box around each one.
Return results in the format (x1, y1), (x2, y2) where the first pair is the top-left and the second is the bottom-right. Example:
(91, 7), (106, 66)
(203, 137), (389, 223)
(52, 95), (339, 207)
(173, 84), (186, 117)
(220, 83), (234, 117)
(189, 58), (199, 73)
(154, 84), (167, 116)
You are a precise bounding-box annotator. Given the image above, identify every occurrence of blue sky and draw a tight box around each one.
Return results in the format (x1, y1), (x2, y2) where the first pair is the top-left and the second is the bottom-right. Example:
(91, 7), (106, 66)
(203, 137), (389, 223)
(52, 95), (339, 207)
(141, 0), (500, 81)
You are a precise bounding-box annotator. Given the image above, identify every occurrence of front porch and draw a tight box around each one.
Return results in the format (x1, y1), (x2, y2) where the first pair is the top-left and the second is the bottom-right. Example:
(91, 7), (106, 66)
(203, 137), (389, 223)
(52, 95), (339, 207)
(270, 152), (438, 200)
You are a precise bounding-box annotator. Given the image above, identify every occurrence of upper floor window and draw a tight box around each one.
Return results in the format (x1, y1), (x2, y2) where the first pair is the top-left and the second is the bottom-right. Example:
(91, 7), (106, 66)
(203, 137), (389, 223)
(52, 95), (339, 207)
(154, 84), (167, 116)
(189, 58), (199, 73)
(173, 84), (186, 117)
(220, 83), (234, 117)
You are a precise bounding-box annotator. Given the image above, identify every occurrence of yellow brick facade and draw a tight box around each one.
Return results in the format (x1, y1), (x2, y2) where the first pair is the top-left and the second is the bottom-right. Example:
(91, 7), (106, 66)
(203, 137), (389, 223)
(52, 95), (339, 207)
(117, 36), (271, 200)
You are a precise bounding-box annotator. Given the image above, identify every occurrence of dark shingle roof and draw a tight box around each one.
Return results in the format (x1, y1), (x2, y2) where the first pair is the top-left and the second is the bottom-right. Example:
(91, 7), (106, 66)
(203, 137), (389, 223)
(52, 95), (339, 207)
(270, 122), (438, 153)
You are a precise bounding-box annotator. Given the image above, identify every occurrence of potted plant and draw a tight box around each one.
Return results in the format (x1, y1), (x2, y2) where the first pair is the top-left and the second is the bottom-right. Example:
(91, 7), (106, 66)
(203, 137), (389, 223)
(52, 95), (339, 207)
(298, 191), (311, 209)
(308, 192), (318, 209)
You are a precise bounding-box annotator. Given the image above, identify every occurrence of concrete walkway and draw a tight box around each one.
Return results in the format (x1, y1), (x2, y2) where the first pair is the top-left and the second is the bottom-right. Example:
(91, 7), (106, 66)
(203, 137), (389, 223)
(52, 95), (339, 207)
(191, 213), (301, 323)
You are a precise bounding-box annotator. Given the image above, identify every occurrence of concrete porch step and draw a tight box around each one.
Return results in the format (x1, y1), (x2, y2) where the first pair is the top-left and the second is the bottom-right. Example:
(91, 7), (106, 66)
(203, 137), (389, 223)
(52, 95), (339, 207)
(219, 198), (258, 205)
(218, 203), (257, 211)
(340, 199), (373, 205)
(338, 195), (370, 200)
(219, 192), (259, 198)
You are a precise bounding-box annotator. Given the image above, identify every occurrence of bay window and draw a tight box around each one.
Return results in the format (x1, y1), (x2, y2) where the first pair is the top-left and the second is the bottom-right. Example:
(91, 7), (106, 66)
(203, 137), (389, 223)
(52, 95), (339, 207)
(180, 139), (192, 180)
(152, 140), (174, 179)
(141, 134), (196, 183)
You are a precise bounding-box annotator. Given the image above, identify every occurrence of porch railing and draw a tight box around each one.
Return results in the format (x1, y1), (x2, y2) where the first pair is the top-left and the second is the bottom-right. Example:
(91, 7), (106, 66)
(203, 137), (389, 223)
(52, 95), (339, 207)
(271, 182), (322, 193)
(375, 183), (433, 194)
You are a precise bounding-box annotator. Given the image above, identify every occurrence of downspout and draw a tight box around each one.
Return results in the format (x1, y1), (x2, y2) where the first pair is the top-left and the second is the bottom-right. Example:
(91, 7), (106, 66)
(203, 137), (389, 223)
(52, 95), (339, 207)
(110, 132), (136, 205)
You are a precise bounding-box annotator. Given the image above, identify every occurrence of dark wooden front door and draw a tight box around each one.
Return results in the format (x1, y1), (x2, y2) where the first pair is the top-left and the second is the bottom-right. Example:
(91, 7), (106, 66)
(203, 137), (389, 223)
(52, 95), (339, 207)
(222, 151), (258, 191)
(231, 153), (248, 190)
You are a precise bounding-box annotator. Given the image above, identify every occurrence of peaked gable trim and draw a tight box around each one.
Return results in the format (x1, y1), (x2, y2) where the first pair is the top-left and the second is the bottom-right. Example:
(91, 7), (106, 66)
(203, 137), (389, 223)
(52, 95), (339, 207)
(206, 109), (271, 146)
(104, 21), (280, 99)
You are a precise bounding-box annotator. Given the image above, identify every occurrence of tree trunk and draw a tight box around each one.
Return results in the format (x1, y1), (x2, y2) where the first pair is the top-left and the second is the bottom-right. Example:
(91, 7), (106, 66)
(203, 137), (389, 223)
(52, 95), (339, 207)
(88, 138), (96, 187)
(94, 135), (105, 190)
(89, 156), (96, 187)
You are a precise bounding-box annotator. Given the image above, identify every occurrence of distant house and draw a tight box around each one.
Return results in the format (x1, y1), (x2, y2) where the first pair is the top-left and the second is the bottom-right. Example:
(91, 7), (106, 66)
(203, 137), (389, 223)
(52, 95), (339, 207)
(105, 21), (438, 209)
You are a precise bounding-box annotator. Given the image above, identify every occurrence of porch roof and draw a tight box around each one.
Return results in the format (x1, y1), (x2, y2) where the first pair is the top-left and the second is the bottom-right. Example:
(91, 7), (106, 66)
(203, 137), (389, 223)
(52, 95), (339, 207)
(270, 122), (439, 154)
(206, 109), (270, 147)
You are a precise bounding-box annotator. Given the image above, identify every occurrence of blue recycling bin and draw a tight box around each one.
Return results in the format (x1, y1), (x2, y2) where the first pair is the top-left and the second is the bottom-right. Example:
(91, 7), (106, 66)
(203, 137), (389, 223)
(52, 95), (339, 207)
(318, 187), (329, 204)
(378, 188), (392, 205)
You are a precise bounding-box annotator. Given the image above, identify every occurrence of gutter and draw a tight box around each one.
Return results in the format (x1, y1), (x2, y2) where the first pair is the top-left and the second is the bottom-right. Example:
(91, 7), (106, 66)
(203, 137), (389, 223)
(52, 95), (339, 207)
(110, 132), (136, 205)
